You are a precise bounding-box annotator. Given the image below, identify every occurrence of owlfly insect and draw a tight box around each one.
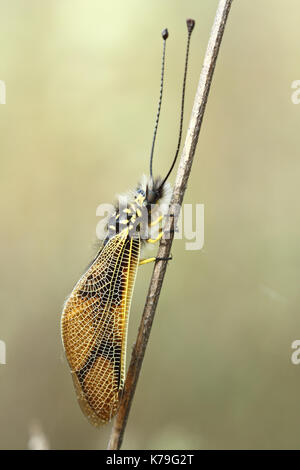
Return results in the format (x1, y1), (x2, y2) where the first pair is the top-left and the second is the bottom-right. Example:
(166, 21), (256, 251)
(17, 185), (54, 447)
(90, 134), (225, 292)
(61, 19), (195, 426)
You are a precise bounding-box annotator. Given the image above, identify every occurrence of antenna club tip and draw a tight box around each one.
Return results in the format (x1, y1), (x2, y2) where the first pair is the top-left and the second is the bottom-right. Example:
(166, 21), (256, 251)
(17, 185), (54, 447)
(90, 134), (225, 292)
(186, 18), (195, 33)
(162, 28), (169, 40)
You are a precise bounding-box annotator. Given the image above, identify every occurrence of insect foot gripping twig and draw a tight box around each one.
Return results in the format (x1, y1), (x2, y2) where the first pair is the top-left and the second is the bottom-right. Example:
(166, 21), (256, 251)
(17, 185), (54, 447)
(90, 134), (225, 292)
(108, 0), (233, 451)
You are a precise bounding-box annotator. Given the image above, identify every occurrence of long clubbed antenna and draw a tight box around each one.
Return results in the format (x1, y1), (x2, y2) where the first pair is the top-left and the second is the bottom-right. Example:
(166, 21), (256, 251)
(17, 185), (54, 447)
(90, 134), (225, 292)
(149, 28), (169, 181)
(160, 18), (195, 188)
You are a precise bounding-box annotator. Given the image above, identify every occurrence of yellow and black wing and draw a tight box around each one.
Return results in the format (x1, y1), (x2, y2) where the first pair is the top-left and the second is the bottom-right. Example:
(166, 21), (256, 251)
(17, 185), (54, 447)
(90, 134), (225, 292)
(61, 230), (140, 426)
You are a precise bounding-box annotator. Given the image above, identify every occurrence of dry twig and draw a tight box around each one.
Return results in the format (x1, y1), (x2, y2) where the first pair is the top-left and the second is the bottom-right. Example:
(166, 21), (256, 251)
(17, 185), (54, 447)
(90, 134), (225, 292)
(108, 0), (233, 450)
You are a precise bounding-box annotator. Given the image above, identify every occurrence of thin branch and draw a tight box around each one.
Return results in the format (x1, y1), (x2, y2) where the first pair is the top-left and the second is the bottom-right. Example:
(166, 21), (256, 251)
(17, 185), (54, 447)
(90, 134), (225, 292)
(108, 0), (233, 451)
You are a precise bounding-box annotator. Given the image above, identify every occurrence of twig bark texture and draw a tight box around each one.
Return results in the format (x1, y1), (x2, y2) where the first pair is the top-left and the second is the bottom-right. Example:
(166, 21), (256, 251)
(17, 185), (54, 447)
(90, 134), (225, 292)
(108, 0), (233, 450)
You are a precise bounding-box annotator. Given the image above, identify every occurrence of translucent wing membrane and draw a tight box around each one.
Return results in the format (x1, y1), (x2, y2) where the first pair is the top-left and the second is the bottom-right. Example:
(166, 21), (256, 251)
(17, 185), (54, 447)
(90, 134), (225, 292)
(61, 230), (140, 425)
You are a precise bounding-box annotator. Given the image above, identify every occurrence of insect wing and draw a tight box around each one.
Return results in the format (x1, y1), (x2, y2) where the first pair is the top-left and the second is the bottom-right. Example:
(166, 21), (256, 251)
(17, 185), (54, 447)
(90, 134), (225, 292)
(61, 230), (140, 425)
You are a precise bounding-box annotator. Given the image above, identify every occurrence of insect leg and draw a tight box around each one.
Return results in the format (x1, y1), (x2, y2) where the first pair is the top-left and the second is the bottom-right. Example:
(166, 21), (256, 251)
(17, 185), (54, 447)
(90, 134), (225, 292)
(146, 231), (163, 244)
(139, 254), (172, 266)
(150, 214), (163, 227)
(139, 257), (156, 265)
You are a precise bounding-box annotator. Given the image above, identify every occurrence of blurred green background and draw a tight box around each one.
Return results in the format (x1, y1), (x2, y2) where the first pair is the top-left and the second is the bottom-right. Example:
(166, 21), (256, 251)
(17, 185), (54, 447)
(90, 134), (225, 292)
(1, 0), (300, 450)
